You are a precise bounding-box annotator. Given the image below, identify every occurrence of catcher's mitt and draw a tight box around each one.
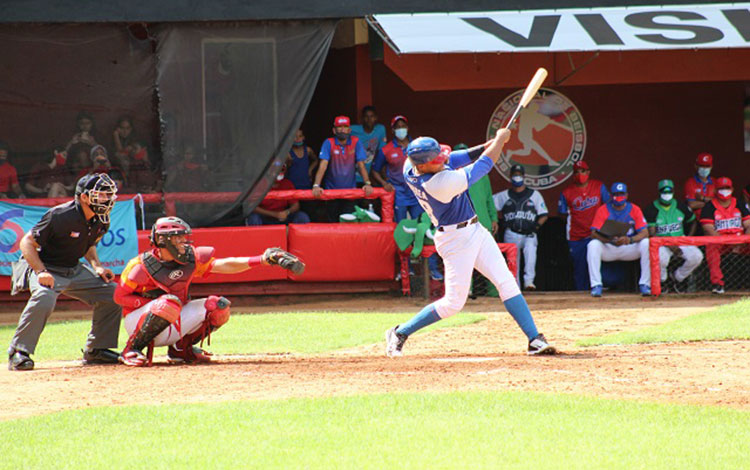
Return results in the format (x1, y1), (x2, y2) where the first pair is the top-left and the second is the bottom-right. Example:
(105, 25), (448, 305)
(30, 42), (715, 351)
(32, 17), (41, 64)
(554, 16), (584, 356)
(262, 247), (305, 275)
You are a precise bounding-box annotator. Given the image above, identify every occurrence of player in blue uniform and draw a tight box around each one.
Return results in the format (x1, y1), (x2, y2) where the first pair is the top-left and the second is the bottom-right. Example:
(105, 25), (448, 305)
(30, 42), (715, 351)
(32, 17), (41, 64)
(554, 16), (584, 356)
(385, 130), (556, 356)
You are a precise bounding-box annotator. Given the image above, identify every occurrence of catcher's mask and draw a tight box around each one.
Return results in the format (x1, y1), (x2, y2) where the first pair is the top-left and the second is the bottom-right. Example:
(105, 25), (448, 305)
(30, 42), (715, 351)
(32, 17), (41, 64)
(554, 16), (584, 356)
(150, 216), (193, 264)
(75, 173), (117, 224)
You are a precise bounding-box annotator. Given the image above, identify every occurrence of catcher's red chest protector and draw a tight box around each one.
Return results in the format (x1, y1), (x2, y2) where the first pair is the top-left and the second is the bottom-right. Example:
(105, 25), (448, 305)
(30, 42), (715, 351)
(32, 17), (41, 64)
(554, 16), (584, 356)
(141, 246), (213, 303)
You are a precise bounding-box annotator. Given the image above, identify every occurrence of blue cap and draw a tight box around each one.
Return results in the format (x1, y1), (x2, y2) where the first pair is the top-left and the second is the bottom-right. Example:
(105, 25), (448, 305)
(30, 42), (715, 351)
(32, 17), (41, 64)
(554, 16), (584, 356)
(611, 182), (628, 194)
(406, 137), (440, 165)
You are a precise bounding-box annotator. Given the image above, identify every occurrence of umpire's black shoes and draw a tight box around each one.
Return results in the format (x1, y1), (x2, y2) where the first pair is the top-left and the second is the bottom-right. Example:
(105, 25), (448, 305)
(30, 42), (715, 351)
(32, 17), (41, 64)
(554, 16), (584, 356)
(82, 348), (121, 365)
(8, 349), (34, 371)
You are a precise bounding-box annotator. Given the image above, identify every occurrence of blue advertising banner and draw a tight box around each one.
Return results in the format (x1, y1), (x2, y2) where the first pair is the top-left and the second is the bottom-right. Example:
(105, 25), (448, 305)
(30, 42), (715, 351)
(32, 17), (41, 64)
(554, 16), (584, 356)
(0, 200), (138, 275)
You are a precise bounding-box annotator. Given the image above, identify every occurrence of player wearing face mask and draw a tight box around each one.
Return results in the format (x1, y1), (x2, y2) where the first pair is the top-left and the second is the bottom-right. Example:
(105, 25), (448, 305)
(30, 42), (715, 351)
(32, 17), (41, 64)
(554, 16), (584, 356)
(685, 152), (716, 214)
(558, 161), (609, 290)
(699, 177), (750, 294)
(493, 164), (548, 290)
(644, 179), (702, 293)
(587, 182), (651, 297)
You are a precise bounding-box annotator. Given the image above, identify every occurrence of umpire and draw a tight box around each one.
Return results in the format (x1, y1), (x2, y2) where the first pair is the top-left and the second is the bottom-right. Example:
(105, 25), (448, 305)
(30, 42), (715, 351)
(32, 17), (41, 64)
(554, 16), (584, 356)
(8, 173), (122, 370)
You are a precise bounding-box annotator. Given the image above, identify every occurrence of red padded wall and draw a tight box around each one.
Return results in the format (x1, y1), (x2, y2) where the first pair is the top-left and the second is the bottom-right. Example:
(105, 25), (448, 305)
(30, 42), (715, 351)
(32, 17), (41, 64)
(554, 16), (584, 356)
(287, 223), (396, 281)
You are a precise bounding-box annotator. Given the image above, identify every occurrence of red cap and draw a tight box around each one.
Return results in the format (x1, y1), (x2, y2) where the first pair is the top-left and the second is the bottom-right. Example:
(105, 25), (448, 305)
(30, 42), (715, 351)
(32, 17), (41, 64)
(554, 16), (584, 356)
(696, 152), (713, 166)
(390, 115), (408, 128)
(333, 116), (350, 127)
(573, 161), (589, 170)
(716, 176), (732, 189)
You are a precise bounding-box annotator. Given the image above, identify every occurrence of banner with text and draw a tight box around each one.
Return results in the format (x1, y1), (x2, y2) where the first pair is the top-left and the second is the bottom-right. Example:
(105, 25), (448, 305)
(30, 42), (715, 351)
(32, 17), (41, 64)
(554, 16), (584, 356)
(372, 4), (750, 53)
(0, 200), (138, 275)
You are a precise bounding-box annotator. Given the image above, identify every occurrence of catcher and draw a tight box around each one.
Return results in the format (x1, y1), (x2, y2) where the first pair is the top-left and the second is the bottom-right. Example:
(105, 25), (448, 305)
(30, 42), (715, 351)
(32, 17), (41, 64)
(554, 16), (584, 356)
(114, 216), (304, 366)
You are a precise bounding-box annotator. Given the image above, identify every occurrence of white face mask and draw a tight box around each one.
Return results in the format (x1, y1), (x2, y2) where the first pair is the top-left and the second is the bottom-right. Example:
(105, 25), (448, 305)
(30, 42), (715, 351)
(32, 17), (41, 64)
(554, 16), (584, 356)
(394, 128), (408, 140)
(660, 193), (674, 202)
(718, 189), (733, 198)
(276, 173), (285, 182)
(511, 175), (524, 185)
(697, 167), (711, 178)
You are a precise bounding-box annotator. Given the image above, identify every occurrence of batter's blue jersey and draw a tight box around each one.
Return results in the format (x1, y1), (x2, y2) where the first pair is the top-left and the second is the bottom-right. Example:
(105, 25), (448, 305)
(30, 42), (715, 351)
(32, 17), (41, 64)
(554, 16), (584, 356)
(403, 149), (492, 227)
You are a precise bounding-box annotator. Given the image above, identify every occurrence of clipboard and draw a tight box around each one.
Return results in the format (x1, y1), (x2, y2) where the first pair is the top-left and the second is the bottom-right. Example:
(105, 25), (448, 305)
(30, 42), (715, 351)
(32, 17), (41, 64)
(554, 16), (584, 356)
(598, 220), (631, 238)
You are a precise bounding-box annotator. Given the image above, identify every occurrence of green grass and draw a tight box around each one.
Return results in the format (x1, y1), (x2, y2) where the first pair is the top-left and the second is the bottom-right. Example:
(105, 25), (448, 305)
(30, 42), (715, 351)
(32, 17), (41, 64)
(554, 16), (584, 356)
(0, 312), (484, 360)
(579, 297), (750, 347)
(2, 391), (750, 470)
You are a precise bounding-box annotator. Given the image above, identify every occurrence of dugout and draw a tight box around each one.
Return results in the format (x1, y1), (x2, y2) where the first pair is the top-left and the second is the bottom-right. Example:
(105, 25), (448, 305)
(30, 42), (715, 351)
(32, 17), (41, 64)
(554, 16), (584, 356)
(1, 1), (749, 293)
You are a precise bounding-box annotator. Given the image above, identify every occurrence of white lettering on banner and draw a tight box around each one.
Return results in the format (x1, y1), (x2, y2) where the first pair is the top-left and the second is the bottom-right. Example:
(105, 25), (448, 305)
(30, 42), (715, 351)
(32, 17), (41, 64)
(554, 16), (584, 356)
(372, 4), (750, 53)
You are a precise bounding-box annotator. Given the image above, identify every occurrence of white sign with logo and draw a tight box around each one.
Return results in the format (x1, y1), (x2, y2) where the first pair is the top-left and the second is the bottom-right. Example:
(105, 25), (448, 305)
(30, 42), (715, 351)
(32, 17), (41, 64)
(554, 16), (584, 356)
(372, 3), (750, 53)
(487, 88), (586, 190)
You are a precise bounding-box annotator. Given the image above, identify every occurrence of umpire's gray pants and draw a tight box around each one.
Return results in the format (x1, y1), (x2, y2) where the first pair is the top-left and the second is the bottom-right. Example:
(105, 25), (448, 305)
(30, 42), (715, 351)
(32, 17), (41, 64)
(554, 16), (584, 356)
(9, 264), (121, 355)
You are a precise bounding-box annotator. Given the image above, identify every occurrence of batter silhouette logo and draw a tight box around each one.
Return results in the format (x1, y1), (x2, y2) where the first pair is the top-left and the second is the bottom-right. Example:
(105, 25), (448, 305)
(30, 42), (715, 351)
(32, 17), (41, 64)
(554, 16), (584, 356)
(487, 87), (586, 190)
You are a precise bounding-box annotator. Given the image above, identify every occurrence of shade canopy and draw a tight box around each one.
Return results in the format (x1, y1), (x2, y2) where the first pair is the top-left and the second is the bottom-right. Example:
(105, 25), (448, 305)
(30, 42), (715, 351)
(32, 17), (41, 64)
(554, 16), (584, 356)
(370, 3), (750, 53)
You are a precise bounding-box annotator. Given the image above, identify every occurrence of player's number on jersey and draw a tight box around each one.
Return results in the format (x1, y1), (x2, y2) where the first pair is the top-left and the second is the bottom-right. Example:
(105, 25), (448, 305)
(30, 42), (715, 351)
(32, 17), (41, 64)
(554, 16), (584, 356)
(409, 185), (438, 226)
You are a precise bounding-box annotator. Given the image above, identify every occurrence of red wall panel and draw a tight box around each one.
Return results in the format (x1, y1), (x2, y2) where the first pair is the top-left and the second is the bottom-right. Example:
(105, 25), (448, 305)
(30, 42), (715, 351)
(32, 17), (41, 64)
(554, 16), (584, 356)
(287, 223), (396, 281)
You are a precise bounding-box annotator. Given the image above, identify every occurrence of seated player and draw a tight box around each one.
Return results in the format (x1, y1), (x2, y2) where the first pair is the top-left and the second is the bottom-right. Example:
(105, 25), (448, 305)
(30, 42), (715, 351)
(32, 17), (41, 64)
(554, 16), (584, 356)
(587, 182), (651, 297)
(699, 177), (750, 294)
(644, 179), (702, 293)
(114, 216), (305, 366)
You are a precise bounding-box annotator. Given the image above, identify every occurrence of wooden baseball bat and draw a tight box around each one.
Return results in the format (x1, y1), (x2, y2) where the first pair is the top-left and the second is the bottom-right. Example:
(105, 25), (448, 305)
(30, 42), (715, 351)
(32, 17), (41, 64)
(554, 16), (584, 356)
(492, 67), (548, 179)
(503, 67), (548, 130)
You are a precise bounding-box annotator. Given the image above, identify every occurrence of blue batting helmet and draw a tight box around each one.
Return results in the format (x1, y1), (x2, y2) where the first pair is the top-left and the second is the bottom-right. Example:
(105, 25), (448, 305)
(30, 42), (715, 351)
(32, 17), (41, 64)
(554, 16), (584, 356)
(406, 137), (441, 165)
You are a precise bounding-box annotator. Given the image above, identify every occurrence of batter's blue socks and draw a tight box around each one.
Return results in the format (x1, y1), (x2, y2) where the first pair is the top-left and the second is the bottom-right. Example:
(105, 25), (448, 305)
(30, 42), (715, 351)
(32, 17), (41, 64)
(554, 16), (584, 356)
(503, 294), (538, 340)
(396, 304), (441, 336)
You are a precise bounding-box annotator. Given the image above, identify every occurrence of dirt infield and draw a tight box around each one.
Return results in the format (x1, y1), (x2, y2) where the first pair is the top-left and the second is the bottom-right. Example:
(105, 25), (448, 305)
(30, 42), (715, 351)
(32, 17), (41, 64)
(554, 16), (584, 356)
(1, 293), (749, 421)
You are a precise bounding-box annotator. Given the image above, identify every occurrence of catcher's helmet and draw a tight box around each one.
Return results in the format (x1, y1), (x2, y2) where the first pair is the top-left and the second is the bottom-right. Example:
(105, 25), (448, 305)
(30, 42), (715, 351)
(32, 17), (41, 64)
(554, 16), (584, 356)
(406, 137), (445, 166)
(75, 173), (117, 224)
(150, 216), (193, 264)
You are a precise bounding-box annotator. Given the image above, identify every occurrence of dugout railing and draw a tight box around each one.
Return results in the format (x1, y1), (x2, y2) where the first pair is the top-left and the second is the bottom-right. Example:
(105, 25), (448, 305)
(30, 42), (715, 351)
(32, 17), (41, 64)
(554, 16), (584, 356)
(649, 234), (750, 297)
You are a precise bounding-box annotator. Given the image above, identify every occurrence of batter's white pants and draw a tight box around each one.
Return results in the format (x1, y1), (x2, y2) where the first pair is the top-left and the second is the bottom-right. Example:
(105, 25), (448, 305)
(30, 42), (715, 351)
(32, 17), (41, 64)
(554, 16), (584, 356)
(587, 238), (651, 287)
(433, 222), (521, 319)
(658, 245), (703, 282)
(124, 298), (210, 347)
(503, 230), (537, 287)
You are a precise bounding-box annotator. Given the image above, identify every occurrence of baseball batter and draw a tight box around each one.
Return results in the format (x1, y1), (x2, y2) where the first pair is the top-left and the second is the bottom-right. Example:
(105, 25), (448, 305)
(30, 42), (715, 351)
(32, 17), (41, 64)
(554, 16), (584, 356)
(115, 216), (304, 366)
(385, 130), (555, 357)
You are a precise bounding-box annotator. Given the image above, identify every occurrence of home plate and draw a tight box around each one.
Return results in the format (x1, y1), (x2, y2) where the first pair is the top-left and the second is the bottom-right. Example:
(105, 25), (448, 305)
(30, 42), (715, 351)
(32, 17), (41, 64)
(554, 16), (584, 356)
(431, 357), (503, 363)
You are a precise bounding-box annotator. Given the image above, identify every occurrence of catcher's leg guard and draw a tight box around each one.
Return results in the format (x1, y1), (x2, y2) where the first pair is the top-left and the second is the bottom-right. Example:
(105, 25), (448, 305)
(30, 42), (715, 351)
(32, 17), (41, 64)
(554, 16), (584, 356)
(167, 296), (230, 364)
(120, 313), (171, 367)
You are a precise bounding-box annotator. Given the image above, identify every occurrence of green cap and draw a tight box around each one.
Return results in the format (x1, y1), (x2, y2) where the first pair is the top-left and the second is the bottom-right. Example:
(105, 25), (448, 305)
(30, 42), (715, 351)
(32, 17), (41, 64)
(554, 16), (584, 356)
(658, 179), (674, 192)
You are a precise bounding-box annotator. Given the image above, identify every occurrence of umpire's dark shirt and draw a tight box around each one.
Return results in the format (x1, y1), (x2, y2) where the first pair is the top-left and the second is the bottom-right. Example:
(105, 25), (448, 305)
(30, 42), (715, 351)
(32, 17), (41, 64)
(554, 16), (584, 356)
(31, 200), (109, 268)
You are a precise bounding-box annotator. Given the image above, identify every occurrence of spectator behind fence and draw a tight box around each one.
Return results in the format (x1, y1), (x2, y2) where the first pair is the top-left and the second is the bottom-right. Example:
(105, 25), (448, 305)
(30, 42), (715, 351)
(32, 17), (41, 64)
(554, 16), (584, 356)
(587, 182), (651, 297)
(350, 105), (387, 186)
(644, 179), (702, 293)
(312, 115), (373, 222)
(699, 177), (750, 295)
(685, 152), (715, 215)
(78, 145), (128, 191)
(25, 150), (73, 198)
(558, 160), (609, 290)
(65, 111), (98, 152)
(112, 115), (154, 190)
(246, 164), (310, 226)
(286, 129), (318, 190)
(166, 144), (207, 192)
(494, 164), (548, 291)
(0, 140), (25, 198)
